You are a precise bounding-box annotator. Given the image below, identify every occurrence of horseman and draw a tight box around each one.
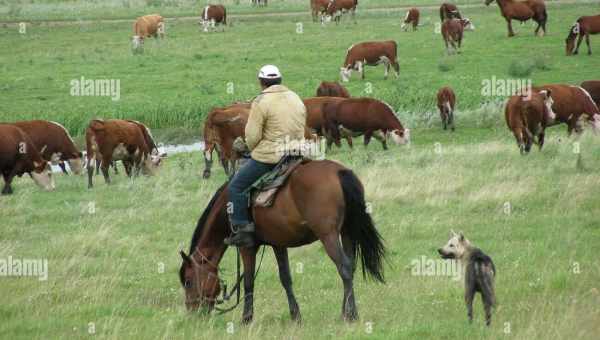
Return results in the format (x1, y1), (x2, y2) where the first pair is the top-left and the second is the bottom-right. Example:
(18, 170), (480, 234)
(224, 65), (307, 247)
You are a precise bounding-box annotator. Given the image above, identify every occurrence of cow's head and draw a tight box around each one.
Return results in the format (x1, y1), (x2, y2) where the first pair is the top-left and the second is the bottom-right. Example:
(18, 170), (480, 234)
(179, 250), (221, 313)
(340, 67), (351, 82)
(388, 128), (410, 145)
(538, 90), (556, 122)
(131, 35), (144, 52)
(461, 18), (475, 31)
(141, 150), (166, 175)
(30, 161), (55, 191)
(565, 24), (579, 55)
(68, 153), (84, 175)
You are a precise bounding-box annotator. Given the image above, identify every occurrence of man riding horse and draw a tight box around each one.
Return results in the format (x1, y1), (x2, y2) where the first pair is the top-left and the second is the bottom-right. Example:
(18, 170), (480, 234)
(224, 65), (307, 247)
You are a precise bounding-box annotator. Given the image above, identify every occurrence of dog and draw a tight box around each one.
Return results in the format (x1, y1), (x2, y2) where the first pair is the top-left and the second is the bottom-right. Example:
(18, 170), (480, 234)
(438, 230), (496, 326)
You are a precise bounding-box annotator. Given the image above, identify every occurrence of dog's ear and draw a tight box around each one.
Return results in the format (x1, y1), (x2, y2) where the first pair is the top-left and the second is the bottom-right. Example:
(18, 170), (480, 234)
(450, 229), (457, 237)
(458, 231), (465, 242)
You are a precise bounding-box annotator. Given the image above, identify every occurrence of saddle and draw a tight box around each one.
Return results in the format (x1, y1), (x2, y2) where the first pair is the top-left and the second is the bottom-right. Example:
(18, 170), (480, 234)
(246, 156), (309, 208)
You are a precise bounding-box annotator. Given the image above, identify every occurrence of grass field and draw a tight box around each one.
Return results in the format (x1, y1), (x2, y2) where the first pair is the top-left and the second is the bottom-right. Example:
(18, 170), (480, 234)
(2, 1), (600, 339)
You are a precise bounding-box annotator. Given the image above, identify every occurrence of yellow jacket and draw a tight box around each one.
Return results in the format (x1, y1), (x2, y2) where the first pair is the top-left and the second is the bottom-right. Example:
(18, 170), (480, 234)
(245, 85), (307, 164)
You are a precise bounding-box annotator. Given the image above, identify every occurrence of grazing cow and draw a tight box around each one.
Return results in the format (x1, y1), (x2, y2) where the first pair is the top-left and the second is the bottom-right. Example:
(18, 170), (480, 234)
(316, 81), (351, 98)
(340, 41), (400, 82)
(402, 8), (420, 31)
(0, 124), (55, 194)
(440, 3), (462, 22)
(311, 0), (330, 23)
(581, 80), (600, 107)
(86, 119), (162, 188)
(303, 96), (354, 149)
(437, 87), (456, 131)
(132, 14), (164, 52)
(532, 84), (600, 135)
(485, 0), (547, 37)
(441, 19), (474, 54)
(323, 97), (410, 150)
(326, 0), (358, 25)
(565, 15), (600, 56)
(505, 90), (555, 154)
(200, 5), (227, 32)
(12, 120), (83, 175)
(202, 103), (250, 179)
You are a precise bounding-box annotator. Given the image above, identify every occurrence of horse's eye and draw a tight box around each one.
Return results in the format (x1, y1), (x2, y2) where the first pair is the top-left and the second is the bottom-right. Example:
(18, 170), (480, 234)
(184, 280), (192, 288)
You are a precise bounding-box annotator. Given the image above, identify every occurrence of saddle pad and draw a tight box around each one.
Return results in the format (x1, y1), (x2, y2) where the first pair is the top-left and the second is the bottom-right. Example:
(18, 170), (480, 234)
(251, 157), (307, 208)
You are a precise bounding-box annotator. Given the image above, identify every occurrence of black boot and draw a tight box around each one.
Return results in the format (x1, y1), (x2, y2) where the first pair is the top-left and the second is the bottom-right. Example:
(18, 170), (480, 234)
(224, 223), (255, 247)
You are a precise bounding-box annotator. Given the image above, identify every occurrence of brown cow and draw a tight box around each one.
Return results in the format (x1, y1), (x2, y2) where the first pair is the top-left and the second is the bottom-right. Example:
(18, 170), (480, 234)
(440, 3), (462, 22)
(132, 14), (164, 51)
(311, 0), (330, 24)
(565, 15), (600, 56)
(532, 84), (600, 135)
(437, 87), (456, 131)
(485, 0), (547, 37)
(441, 18), (474, 54)
(402, 8), (420, 31)
(0, 124), (54, 194)
(505, 90), (555, 154)
(323, 97), (410, 150)
(581, 80), (600, 108)
(316, 81), (351, 98)
(326, 0), (358, 25)
(202, 103), (250, 179)
(201, 5), (227, 32)
(11, 120), (83, 175)
(86, 119), (161, 188)
(303, 96), (354, 148)
(340, 41), (400, 82)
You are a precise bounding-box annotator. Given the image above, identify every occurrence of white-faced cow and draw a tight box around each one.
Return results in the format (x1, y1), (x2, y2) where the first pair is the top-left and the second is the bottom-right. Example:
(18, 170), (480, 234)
(401, 8), (420, 31)
(565, 15), (600, 56)
(505, 90), (555, 154)
(201, 5), (227, 32)
(326, 0), (358, 25)
(437, 87), (456, 131)
(86, 119), (162, 188)
(12, 120), (83, 175)
(311, 0), (330, 24)
(0, 124), (55, 194)
(323, 97), (410, 150)
(340, 41), (400, 82)
(132, 14), (165, 52)
(532, 84), (600, 135)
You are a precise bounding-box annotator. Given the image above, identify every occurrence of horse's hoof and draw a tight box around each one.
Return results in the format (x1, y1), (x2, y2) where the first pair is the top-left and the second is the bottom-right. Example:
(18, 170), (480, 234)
(343, 313), (359, 322)
(241, 315), (253, 325)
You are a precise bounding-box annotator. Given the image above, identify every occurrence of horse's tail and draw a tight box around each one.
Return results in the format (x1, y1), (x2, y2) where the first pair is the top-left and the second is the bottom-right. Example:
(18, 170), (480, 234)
(337, 169), (386, 283)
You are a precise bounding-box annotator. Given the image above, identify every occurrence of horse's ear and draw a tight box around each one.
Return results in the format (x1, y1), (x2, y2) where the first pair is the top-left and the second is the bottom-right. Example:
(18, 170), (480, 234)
(180, 250), (191, 264)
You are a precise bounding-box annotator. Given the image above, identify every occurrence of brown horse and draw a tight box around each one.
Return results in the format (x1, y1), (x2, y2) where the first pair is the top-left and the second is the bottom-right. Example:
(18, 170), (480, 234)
(485, 0), (547, 37)
(565, 15), (600, 56)
(179, 160), (385, 323)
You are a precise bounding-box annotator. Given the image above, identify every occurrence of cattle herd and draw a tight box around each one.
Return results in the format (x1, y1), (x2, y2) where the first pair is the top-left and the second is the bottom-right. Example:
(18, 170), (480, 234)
(2, 1), (600, 197)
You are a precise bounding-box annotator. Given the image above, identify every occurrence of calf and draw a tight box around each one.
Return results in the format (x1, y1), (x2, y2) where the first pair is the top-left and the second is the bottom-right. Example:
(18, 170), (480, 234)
(12, 120), (83, 175)
(401, 8), (420, 31)
(441, 18), (474, 54)
(340, 41), (400, 82)
(437, 87), (456, 131)
(86, 119), (161, 188)
(326, 0), (358, 25)
(565, 15), (600, 55)
(316, 81), (351, 98)
(323, 97), (410, 150)
(440, 3), (462, 22)
(200, 5), (227, 32)
(202, 103), (250, 179)
(132, 14), (164, 52)
(505, 90), (555, 154)
(532, 84), (600, 135)
(581, 80), (600, 108)
(0, 124), (54, 194)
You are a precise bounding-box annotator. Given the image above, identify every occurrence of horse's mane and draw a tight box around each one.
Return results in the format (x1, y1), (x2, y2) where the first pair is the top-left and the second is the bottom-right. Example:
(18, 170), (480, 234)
(188, 181), (229, 255)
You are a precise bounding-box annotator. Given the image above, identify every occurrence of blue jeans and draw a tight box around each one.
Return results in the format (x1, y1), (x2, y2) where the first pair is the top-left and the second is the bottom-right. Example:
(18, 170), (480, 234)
(228, 158), (275, 225)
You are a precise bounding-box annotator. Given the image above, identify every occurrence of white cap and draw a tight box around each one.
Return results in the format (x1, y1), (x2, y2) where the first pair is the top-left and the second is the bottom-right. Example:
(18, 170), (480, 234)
(258, 65), (282, 79)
